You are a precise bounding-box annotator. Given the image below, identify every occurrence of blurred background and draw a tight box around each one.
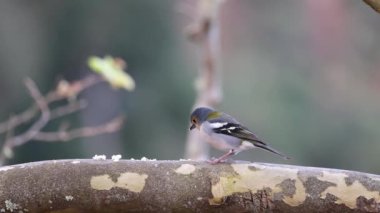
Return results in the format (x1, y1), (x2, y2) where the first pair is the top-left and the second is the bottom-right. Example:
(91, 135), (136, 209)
(0, 0), (379, 174)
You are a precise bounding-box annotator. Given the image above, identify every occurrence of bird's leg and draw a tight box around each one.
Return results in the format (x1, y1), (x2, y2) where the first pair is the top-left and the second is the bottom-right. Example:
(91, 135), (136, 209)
(208, 149), (235, 164)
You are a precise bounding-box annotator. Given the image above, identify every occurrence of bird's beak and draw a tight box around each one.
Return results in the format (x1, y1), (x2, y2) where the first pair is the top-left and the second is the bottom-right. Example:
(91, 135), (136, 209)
(190, 124), (196, 130)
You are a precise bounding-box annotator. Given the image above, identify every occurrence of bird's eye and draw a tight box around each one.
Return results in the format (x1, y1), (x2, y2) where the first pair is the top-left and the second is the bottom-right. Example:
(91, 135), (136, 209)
(192, 119), (196, 124)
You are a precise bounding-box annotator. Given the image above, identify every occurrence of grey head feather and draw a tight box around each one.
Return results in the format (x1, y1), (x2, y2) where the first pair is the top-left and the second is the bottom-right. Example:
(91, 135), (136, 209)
(190, 107), (215, 123)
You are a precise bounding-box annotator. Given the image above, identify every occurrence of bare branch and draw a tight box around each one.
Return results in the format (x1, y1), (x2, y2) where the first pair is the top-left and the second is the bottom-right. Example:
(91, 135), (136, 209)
(0, 74), (117, 166)
(185, 0), (225, 160)
(0, 104), (39, 134)
(0, 75), (103, 134)
(49, 100), (87, 120)
(33, 116), (124, 142)
(0, 79), (51, 165)
(8, 78), (51, 147)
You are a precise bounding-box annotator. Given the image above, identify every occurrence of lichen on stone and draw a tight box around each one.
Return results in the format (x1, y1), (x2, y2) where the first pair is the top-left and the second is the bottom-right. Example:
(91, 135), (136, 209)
(318, 171), (380, 209)
(209, 163), (307, 207)
(91, 172), (148, 193)
(175, 164), (196, 175)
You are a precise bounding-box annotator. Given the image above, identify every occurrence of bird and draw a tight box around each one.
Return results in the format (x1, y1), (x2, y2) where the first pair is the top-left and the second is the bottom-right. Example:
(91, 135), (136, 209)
(189, 107), (290, 164)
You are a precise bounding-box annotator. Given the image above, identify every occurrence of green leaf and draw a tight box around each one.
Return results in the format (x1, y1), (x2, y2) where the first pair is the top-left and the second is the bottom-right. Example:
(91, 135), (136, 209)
(88, 56), (135, 91)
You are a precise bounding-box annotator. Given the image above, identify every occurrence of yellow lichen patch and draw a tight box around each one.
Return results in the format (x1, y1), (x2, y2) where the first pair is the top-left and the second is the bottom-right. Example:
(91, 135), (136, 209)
(210, 164), (306, 206)
(117, 173), (148, 192)
(90, 172), (148, 193)
(318, 171), (380, 209)
(175, 164), (196, 175)
(90, 175), (114, 190)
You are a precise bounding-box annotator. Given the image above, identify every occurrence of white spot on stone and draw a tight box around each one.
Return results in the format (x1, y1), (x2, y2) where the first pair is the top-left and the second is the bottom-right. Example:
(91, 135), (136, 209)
(0, 166), (14, 172)
(140, 157), (157, 161)
(0, 208), (5, 212)
(48, 200), (52, 204)
(71, 160), (80, 164)
(175, 164), (196, 175)
(5, 200), (20, 212)
(111, 154), (122, 162)
(92, 155), (106, 160)
(197, 197), (203, 201)
(65, 195), (74, 201)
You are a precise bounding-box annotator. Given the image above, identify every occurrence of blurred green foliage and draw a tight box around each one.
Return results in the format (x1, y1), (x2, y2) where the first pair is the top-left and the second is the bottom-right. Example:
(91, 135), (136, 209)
(88, 55), (135, 90)
(0, 1), (379, 174)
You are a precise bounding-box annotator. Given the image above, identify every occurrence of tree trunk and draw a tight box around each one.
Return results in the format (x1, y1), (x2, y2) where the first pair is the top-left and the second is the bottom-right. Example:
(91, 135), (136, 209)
(0, 160), (379, 212)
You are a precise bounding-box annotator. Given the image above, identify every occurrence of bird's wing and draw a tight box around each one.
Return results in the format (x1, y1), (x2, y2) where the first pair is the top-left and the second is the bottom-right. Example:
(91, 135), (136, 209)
(210, 121), (290, 159)
(211, 122), (266, 145)
(208, 114), (266, 146)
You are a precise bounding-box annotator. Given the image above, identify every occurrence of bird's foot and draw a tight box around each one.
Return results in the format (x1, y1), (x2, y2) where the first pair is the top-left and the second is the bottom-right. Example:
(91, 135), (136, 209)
(207, 150), (235, 164)
(207, 157), (227, 164)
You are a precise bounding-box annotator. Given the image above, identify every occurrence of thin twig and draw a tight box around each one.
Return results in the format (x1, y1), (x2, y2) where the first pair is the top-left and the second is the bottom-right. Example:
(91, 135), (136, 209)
(33, 116), (124, 142)
(0, 75), (103, 134)
(0, 74), (116, 166)
(49, 100), (87, 120)
(8, 78), (51, 147)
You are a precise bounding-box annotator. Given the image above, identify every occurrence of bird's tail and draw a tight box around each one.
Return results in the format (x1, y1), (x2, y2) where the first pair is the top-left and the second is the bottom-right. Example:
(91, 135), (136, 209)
(253, 142), (290, 160)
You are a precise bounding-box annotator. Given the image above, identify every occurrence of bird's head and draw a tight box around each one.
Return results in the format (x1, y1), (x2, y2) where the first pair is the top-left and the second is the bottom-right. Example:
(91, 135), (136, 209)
(189, 107), (215, 130)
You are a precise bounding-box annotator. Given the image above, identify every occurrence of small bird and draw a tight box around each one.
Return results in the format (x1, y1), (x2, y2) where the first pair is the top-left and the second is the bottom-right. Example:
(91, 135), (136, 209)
(190, 107), (290, 164)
